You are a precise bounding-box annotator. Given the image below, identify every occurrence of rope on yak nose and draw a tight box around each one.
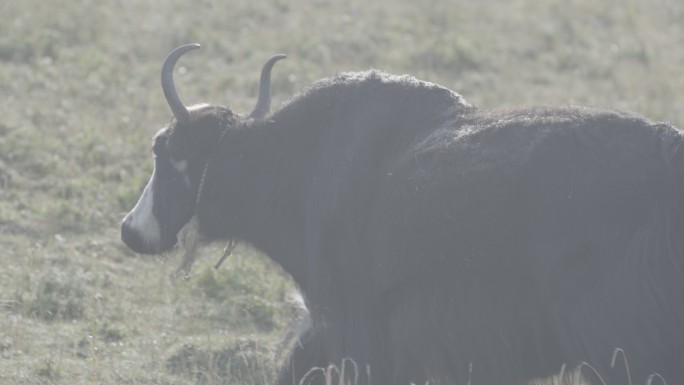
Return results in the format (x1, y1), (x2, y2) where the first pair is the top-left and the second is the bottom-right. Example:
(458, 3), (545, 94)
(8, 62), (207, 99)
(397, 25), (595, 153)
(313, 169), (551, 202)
(174, 215), (238, 277)
(177, 126), (235, 275)
(175, 215), (201, 279)
(214, 238), (237, 269)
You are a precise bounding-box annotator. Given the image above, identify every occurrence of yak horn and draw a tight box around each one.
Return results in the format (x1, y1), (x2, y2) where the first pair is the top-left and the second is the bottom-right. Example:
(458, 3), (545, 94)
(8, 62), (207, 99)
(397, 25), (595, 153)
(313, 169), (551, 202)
(250, 54), (287, 119)
(161, 44), (200, 124)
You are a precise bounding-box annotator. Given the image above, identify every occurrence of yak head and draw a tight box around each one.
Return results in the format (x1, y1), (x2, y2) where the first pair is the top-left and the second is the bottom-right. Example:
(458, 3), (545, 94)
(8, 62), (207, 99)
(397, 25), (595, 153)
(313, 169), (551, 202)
(121, 44), (285, 254)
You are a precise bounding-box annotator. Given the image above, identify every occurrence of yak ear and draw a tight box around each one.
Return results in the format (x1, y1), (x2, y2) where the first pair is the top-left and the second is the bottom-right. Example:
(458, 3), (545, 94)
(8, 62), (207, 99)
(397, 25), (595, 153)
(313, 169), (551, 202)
(250, 54), (287, 119)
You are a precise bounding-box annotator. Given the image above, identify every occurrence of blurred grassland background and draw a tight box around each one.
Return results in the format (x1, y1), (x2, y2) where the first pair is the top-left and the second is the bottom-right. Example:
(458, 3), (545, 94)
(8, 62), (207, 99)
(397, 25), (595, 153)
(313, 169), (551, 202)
(0, 0), (683, 384)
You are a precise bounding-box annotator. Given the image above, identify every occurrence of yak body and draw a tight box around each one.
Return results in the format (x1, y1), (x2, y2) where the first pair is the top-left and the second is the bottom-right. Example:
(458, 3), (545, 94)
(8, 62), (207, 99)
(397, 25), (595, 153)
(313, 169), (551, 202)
(123, 63), (684, 385)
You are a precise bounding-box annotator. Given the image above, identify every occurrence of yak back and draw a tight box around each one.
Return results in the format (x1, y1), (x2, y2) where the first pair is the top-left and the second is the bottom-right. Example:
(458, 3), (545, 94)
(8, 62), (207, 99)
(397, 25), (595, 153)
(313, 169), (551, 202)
(367, 106), (684, 382)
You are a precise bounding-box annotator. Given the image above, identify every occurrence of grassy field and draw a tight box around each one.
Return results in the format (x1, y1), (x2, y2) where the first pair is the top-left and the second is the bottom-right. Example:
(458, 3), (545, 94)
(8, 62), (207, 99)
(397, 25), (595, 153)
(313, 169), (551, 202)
(0, 0), (683, 384)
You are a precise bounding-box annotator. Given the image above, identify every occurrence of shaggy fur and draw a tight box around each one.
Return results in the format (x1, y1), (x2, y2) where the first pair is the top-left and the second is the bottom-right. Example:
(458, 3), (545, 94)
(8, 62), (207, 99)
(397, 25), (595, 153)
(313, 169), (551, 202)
(125, 69), (684, 385)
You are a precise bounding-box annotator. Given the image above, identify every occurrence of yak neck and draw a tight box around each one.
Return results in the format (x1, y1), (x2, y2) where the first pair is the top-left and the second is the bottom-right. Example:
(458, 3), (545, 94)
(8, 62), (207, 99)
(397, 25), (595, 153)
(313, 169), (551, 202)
(196, 115), (323, 288)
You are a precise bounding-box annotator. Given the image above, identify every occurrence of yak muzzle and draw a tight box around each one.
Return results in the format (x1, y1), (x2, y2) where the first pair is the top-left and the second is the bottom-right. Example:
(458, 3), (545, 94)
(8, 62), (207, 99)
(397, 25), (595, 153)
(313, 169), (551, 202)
(121, 217), (158, 255)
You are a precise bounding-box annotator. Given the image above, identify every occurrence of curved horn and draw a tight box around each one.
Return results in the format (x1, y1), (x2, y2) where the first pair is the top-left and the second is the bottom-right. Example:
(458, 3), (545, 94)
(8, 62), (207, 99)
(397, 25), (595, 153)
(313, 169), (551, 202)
(250, 54), (287, 119)
(161, 44), (200, 124)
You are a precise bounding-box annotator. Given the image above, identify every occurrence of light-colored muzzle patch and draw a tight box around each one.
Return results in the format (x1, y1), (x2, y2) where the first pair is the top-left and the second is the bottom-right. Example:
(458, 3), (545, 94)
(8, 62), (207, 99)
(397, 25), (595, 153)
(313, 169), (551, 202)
(122, 175), (161, 249)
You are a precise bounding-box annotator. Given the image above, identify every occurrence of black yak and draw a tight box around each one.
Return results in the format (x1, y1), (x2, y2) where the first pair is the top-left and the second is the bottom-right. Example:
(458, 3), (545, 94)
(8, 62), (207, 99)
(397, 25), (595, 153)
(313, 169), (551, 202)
(121, 44), (684, 385)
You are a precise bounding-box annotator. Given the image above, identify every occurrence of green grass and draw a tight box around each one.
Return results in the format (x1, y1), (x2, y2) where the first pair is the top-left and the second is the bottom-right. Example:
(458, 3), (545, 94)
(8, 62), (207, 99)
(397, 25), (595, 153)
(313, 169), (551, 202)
(0, 0), (683, 383)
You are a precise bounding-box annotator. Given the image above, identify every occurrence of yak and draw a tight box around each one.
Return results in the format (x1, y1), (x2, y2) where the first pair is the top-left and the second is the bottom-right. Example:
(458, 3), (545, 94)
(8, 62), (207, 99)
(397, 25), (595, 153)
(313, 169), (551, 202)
(121, 44), (684, 385)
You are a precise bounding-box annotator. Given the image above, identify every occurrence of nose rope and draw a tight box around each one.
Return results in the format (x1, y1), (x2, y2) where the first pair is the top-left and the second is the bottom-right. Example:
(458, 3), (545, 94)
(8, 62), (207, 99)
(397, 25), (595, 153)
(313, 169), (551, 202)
(193, 126), (238, 271)
(195, 127), (228, 210)
(214, 238), (238, 269)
